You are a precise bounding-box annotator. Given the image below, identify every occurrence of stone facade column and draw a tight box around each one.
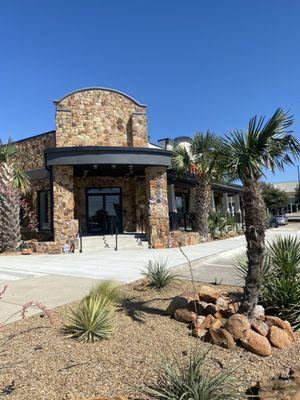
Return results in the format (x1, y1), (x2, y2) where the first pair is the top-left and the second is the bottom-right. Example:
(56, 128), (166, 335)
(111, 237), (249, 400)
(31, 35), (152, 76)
(222, 192), (230, 213)
(52, 165), (78, 247)
(167, 184), (177, 212)
(145, 166), (170, 248)
(211, 191), (216, 211)
(130, 112), (148, 147)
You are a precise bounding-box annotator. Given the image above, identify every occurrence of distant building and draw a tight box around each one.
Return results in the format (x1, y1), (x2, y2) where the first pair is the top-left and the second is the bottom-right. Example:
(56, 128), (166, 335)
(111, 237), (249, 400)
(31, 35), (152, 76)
(273, 181), (299, 213)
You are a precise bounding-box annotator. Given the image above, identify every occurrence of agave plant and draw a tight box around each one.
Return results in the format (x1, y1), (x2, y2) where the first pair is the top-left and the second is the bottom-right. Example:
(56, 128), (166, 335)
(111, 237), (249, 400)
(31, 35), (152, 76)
(140, 347), (239, 400)
(142, 258), (177, 290)
(86, 280), (123, 304)
(64, 295), (115, 342)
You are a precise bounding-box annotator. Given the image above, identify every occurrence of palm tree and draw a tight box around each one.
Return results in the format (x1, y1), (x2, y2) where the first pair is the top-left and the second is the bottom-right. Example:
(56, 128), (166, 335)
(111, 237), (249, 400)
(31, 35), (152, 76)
(172, 132), (223, 238)
(222, 108), (300, 316)
(0, 139), (30, 252)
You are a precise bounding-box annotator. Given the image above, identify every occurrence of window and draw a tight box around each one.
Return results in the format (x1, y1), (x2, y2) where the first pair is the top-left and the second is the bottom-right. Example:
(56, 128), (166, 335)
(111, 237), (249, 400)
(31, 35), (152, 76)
(38, 190), (50, 231)
(175, 193), (188, 213)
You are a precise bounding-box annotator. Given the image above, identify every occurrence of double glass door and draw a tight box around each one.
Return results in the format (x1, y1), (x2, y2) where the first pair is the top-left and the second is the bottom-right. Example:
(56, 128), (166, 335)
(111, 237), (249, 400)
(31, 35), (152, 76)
(86, 188), (122, 235)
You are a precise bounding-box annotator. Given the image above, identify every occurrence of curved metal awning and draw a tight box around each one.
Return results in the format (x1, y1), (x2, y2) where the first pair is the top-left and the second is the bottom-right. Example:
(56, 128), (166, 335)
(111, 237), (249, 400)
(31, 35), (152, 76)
(45, 146), (171, 168)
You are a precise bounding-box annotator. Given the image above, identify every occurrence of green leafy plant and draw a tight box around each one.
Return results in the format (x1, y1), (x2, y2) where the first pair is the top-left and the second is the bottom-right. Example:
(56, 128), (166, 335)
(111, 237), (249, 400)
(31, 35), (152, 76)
(142, 258), (177, 290)
(140, 348), (239, 400)
(235, 235), (300, 330)
(63, 295), (115, 342)
(208, 210), (235, 239)
(87, 280), (122, 304)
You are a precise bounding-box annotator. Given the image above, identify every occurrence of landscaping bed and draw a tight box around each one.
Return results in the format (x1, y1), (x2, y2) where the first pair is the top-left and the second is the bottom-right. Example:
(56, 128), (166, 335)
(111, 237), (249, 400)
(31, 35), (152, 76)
(0, 279), (299, 400)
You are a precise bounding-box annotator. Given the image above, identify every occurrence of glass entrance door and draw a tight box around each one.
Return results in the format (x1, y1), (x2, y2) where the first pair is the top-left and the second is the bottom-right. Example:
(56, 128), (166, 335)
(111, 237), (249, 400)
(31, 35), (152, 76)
(86, 188), (122, 235)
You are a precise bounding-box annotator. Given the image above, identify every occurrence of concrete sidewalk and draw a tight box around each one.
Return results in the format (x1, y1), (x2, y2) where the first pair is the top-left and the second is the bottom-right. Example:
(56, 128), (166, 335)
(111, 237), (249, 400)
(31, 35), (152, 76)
(0, 224), (299, 322)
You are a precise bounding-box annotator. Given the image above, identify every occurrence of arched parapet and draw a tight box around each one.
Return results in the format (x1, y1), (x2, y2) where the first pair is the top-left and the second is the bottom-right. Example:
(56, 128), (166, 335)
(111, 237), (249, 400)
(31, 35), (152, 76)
(54, 87), (148, 148)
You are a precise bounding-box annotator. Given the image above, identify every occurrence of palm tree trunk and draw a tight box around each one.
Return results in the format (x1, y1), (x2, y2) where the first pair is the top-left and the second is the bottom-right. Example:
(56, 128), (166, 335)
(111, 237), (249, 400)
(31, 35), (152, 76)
(194, 178), (211, 239)
(0, 162), (21, 252)
(240, 178), (266, 316)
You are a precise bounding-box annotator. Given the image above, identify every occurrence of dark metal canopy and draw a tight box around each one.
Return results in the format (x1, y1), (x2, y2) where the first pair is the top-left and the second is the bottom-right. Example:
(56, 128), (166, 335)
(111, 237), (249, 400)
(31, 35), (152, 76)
(45, 146), (171, 168)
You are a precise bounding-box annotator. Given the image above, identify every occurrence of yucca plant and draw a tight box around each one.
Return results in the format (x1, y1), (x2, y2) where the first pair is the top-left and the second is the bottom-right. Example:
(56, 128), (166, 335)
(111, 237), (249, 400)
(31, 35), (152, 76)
(0, 139), (30, 252)
(86, 280), (123, 304)
(235, 235), (300, 330)
(140, 348), (239, 400)
(142, 258), (177, 290)
(63, 295), (115, 342)
(263, 235), (300, 330)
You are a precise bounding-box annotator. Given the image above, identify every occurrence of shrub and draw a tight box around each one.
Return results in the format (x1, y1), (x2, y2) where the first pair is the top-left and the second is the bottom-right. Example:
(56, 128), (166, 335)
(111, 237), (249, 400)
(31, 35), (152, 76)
(208, 210), (235, 239)
(87, 280), (122, 304)
(142, 258), (177, 290)
(140, 348), (239, 400)
(64, 295), (115, 342)
(235, 235), (300, 330)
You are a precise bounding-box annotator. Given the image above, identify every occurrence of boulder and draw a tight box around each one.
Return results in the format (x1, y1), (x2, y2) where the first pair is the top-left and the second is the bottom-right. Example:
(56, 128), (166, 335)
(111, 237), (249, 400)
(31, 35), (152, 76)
(174, 308), (197, 323)
(188, 300), (208, 315)
(252, 305), (265, 321)
(227, 301), (240, 314)
(198, 285), (222, 303)
(226, 314), (251, 340)
(251, 320), (269, 337)
(240, 329), (272, 357)
(167, 292), (198, 315)
(265, 316), (296, 342)
(216, 296), (230, 310)
(268, 326), (292, 349)
(204, 328), (236, 350)
(192, 326), (207, 338)
(204, 303), (219, 315)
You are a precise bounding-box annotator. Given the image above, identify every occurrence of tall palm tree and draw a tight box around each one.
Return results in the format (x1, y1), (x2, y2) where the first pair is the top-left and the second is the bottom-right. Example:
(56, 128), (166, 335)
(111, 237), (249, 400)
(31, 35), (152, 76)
(0, 139), (30, 252)
(172, 132), (223, 238)
(222, 108), (300, 316)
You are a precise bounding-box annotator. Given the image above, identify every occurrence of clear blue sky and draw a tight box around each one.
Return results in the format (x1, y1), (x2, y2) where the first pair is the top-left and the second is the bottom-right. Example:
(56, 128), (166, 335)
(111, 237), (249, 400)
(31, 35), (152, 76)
(1, 0), (299, 182)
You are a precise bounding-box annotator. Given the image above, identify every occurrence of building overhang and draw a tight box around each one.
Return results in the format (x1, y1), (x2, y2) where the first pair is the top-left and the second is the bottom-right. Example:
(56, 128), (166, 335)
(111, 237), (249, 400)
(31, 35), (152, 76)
(45, 146), (172, 168)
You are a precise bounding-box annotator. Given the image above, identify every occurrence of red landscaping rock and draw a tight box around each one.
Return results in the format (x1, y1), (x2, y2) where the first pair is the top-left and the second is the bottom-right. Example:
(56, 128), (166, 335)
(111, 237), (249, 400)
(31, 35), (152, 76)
(265, 316), (296, 342)
(268, 326), (292, 349)
(250, 319), (269, 337)
(198, 285), (222, 303)
(204, 328), (236, 350)
(192, 326), (207, 338)
(21, 248), (33, 255)
(188, 299), (208, 315)
(225, 313), (251, 340)
(240, 329), (272, 357)
(174, 308), (197, 323)
(166, 292), (199, 316)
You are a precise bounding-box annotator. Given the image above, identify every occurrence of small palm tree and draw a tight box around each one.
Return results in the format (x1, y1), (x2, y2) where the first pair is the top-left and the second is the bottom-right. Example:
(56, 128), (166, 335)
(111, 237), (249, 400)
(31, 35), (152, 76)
(0, 139), (30, 252)
(222, 108), (300, 316)
(172, 132), (223, 238)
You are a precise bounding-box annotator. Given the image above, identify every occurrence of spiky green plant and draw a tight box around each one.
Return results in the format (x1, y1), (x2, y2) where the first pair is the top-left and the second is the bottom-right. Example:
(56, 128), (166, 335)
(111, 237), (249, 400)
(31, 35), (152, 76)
(208, 210), (234, 239)
(86, 280), (123, 304)
(140, 348), (239, 400)
(235, 235), (300, 330)
(63, 295), (115, 342)
(142, 258), (177, 290)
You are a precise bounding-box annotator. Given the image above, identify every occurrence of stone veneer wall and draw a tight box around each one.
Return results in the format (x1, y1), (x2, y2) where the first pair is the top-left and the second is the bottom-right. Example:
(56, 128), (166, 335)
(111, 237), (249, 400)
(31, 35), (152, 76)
(145, 166), (170, 248)
(74, 176), (144, 233)
(52, 165), (78, 245)
(55, 89), (148, 148)
(13, 132), (56, 171)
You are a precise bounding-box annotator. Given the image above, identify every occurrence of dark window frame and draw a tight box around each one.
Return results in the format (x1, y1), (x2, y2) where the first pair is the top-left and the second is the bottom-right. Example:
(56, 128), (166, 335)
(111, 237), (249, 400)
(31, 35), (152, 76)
(37, 189), (51, 231)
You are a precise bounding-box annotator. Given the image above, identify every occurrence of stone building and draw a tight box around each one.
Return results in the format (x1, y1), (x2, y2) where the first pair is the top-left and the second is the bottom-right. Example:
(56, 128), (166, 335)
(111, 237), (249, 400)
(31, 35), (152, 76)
(13, 87), (242, 252)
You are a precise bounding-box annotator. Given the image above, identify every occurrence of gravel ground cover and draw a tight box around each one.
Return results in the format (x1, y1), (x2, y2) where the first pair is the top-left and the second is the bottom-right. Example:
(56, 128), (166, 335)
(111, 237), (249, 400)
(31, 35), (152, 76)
(0, 279), (299, 400)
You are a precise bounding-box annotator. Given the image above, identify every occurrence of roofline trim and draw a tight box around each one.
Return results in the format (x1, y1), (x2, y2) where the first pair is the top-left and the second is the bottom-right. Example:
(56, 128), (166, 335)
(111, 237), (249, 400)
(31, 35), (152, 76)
(13, 130), (56, 144)
(53, 87), (147, 107)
